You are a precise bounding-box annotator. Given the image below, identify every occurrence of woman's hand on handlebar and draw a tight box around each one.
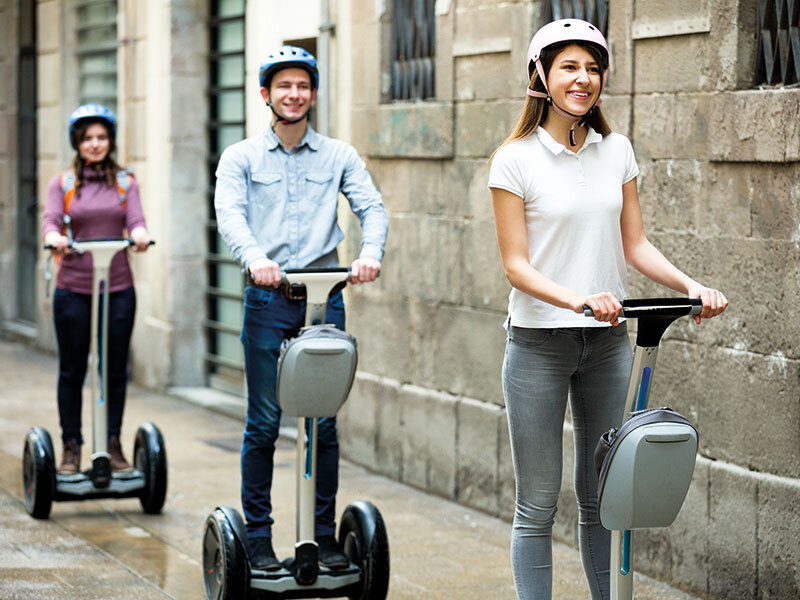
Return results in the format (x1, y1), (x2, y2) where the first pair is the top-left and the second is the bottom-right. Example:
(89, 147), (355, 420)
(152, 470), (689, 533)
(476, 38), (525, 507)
(575, 292), (623, 326)
(130, 227), (151, 252)
(686, 283), (728, 324)
(249, 257), (282, 287)
(44, 232), (71, 255)
(349, 257), (381, 285)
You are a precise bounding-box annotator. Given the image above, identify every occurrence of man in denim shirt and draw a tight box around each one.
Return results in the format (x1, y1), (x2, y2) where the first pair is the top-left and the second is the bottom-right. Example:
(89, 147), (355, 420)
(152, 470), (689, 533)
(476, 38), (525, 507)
(214, 46), (388, 570)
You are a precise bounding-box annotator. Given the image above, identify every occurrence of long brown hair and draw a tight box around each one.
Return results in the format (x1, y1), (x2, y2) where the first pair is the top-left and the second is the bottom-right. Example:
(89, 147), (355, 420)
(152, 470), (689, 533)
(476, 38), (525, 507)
(69, 118), (124, 198)
(489, 41), (611, 162)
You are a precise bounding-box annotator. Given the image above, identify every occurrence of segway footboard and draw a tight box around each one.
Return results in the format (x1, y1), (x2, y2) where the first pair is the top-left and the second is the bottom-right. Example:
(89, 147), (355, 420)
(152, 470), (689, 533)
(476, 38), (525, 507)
(596, 408), (698, 530)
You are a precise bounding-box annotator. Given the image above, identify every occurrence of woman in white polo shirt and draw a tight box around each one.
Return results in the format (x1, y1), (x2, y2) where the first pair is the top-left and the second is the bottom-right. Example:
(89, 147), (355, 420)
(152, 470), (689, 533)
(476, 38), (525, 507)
(488, 19), (727, 600)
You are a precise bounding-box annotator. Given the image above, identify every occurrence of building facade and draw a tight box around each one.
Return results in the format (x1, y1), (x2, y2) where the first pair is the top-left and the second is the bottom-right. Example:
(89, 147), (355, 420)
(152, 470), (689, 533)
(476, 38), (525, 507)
(0, 0), (797, 597)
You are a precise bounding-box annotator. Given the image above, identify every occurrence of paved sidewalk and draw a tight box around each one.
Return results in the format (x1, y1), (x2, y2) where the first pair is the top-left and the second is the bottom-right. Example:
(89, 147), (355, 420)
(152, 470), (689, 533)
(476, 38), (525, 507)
(0, 339), (700, 599)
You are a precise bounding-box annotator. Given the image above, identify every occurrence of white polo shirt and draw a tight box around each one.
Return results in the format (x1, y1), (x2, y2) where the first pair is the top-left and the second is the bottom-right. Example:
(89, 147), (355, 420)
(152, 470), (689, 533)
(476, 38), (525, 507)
(488, 126), (639, 328)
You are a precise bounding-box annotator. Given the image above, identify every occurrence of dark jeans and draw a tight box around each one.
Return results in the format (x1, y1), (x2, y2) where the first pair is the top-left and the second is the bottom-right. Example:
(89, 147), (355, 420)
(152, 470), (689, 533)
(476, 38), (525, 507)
(52, 286), (136, 445)
(240, 285), (345, 540)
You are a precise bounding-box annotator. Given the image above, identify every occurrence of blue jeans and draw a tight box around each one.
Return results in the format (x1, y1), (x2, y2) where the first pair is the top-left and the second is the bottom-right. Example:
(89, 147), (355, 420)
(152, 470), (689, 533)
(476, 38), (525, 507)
(240, 285), (346, 540)
(502, 324), (632, 600)
(52, 287), (136, 445)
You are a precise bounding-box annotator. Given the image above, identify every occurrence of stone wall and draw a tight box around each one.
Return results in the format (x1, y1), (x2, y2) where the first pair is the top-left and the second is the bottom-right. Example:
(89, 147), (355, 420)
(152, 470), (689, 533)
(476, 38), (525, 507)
(338, 0), (800, 597)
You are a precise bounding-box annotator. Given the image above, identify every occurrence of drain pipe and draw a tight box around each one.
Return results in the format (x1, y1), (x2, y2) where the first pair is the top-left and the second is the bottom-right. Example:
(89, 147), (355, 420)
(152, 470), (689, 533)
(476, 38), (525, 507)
(318, 0), (335, 136)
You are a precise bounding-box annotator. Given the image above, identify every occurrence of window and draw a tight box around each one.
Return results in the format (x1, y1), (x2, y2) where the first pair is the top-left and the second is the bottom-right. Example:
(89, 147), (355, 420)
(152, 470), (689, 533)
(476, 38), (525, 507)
(542, 0), (608, 37)
(206, 0), (246, 394)
(390, 0), (436, 101)
(76, 0), (118, 113)
(755, 0), (800, 85)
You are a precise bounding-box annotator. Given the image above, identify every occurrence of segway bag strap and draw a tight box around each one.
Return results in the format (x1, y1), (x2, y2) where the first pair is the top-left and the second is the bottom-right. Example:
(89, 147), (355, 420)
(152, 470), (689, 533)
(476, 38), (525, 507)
(596, 408), (698, 531)
(276, 326), (358, 418)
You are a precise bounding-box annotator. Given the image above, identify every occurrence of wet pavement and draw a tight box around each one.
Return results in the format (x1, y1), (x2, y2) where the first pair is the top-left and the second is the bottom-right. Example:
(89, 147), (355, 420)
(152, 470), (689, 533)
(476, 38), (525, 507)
(0, 339), (701, 599)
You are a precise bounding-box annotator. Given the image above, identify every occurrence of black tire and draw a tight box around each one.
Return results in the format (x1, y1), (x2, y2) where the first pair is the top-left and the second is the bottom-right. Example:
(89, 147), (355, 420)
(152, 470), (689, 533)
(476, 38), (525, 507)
(22, 427), (56, 519)
(339, 500), (390, 600)
(134, 422), (167, 514)
(202, 508), (248, 600)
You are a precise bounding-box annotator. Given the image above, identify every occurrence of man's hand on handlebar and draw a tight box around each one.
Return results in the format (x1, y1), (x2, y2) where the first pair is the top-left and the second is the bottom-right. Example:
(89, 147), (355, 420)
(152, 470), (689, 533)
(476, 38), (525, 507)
(249, 257), (282, 287)
(349, 257), (381, 285)
(574, 292), (623, 326)
(686, 283), (728, 324)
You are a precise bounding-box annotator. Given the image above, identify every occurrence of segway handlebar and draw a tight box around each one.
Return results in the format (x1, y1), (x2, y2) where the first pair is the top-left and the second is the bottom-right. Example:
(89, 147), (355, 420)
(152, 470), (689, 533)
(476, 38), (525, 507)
(583, 298), (702, 319)
(280, 266), (380, 286)
(45, 238), (156, 251)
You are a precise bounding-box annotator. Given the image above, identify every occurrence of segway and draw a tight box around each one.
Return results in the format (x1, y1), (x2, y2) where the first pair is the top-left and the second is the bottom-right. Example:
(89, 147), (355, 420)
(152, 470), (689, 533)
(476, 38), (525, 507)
(585, 298), (704, 600)
(23, 237), (166, 519)
(202, 267), (390, 600)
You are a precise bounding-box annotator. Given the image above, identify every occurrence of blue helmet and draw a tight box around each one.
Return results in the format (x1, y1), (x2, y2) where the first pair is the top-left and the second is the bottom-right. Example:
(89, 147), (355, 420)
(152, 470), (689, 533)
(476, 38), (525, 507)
(68, 103), (116, 148)
(259, 46), (318, 90)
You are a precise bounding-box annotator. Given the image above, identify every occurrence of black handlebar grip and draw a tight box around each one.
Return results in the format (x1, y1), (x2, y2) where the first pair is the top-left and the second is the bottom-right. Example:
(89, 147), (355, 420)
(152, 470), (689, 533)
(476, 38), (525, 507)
(584, 298), (702, 319)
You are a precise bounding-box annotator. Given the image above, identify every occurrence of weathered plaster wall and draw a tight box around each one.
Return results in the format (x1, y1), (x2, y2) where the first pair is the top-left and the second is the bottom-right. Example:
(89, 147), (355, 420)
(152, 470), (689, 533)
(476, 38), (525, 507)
(338, 0), (800, 597)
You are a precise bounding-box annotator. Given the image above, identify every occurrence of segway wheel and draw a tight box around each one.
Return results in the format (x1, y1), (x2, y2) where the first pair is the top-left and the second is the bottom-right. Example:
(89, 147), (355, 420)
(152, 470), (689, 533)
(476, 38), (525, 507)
(339, 500), (390, 600)
(133, 422), (167, 514)
(22, 427), (56, 519)
(203, 508), (248, 600)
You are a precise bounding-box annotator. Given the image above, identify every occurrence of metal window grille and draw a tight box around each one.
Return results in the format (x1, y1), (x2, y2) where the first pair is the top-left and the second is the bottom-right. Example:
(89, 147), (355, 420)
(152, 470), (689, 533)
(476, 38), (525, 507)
(542, 0), (608, 36)
(206, 0), (247, 394)
(756, 0), (800, 85)
(76, 0), (118, 113)
(390, 0), (436, 101)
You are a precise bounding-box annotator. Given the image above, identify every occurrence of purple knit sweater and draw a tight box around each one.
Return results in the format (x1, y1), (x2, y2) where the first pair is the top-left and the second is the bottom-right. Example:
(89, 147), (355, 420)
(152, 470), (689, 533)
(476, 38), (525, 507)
(42, 169), (147, 294)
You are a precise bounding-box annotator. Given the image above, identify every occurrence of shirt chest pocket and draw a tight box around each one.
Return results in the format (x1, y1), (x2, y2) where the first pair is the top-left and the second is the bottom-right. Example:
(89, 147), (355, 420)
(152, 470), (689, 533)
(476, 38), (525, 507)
(302, 170), (335, 204)
(251, 171), (282, 206)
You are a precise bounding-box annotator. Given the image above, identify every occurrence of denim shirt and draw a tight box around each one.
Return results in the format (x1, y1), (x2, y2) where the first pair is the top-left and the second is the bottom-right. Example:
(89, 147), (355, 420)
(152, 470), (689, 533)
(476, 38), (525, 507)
(214, 125), (388, 270)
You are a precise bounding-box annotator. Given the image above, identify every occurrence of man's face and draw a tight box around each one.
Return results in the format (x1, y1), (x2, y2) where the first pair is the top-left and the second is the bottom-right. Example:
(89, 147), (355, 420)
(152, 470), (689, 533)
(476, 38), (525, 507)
(261, 67), (316, 121)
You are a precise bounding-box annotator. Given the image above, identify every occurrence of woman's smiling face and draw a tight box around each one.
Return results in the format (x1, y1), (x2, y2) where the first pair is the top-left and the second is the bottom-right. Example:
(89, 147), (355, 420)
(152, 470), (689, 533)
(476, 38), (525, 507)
(545, 43), (602, 115)
(78, 122), (111, 163)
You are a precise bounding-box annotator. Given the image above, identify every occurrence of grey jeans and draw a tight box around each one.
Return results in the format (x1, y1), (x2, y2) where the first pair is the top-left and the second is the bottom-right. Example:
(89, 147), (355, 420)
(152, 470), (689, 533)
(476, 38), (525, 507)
(502, 324), (632, 600)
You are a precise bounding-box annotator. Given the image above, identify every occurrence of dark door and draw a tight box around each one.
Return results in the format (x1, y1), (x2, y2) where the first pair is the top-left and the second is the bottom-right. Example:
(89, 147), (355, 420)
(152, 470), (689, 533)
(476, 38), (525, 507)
(17, 0), (38, 323)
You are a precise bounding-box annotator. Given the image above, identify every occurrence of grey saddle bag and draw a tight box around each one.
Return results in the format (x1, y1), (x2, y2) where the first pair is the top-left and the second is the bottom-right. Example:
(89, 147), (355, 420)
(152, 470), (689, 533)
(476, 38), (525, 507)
(277, 326), (358, 418)
(594, 407), (698, 531)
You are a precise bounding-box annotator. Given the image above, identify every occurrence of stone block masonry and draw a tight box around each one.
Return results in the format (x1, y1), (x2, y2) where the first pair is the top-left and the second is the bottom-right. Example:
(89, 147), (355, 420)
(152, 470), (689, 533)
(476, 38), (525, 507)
(341, 0), (800, 592)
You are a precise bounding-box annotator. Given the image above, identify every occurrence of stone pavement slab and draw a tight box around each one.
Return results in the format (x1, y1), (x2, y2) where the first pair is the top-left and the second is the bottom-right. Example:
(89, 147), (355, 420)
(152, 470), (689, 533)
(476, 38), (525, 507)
(0, 339), (701, 599)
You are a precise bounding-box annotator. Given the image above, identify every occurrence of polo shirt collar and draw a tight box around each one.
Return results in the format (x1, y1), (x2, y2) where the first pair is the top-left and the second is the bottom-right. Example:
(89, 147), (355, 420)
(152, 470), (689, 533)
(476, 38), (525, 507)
(536, 125), (602, 155)
(264, 123), (321, 152)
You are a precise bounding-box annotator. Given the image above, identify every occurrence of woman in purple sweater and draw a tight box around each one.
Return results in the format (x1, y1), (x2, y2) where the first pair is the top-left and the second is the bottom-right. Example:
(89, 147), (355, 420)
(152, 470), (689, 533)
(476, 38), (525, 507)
(42, 104), (150, 475)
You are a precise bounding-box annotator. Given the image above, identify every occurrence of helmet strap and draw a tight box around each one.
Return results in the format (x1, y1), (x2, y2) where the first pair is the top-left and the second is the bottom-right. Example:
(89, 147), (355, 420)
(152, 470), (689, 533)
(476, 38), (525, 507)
(269, 103), (312, 126)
